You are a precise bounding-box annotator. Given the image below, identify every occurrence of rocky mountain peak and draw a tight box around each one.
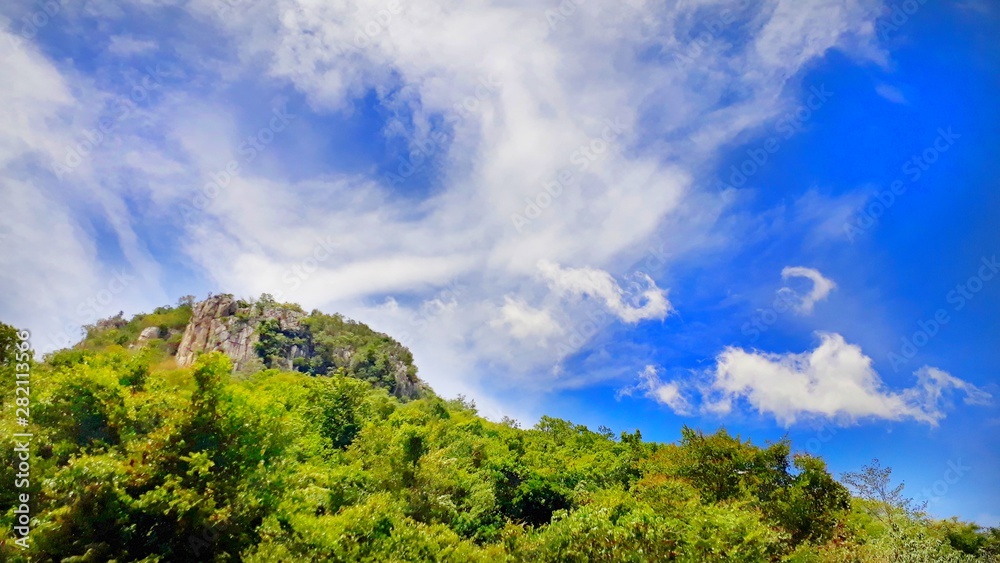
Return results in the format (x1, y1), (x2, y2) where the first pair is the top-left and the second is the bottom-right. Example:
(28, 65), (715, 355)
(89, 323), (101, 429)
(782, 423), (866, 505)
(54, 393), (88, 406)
(171, 293), (426, 400)
(175, 294), (308, 372)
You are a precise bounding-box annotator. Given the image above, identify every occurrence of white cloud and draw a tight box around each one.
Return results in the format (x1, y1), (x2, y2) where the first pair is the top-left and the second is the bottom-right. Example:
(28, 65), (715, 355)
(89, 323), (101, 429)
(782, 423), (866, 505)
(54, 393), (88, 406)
(779, 266), (836, 314)
(909, 366), (993, 408)
(537, 260), (672, 323)
(707, 333), (990, 426)
(0, 28), (168, 352)
(0, 28), (74, 166)
(107, 35), (158, 56)
(0, 0), (889, 418)
(875, 83), (908, 104)
(791, 188), (872, 244)
(619, 365), (692, 415)
(0, 26), (168, 351)
(161, 1), (884, 375)
(491, 296), (563, 342)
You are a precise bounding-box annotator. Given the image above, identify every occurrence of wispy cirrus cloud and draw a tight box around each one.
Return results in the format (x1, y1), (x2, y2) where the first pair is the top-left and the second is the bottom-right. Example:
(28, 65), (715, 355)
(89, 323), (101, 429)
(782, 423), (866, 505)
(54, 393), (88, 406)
(107, 35), (158, 57)
(0, 0), (888, 416)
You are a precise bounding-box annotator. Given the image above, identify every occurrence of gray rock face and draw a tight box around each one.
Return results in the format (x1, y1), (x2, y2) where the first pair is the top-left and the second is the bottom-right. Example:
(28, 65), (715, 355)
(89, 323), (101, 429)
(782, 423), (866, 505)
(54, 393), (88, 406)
(93, 312), (127, 332)
(175, 294), (307, 372)
(131, 325), (182, 351)
(173, 294), (426, 400)
(391, 362), (422, 400)
(137, 326), (161, 343)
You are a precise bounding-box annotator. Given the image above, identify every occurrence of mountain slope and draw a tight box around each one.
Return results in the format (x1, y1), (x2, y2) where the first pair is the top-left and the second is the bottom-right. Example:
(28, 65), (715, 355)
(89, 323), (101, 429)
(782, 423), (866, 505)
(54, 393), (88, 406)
(0, 297), (996, 562)
(76, 293), (427, 400)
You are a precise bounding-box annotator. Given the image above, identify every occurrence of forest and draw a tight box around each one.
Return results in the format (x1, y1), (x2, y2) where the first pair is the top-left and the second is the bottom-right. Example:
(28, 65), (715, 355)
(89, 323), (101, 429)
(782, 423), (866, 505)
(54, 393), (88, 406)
(1, 298), (997, 562)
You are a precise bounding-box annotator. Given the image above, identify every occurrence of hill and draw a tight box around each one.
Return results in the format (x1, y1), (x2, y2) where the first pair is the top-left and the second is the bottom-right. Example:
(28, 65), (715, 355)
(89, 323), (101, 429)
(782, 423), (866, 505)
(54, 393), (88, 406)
(73, 293), (427, 400)
(0, 295), (997, 562)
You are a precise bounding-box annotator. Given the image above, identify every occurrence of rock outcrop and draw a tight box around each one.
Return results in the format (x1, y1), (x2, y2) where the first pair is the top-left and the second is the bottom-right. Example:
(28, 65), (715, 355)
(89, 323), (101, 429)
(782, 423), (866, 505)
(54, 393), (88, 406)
(176, 294), (308, 372)
(390, 359), (422, 400)
(137, 326), (161, 343)
(173, 294), (426, 400)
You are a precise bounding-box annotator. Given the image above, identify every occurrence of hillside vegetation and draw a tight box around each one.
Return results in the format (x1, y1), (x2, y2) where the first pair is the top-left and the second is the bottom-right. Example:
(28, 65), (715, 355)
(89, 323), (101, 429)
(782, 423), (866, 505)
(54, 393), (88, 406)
(1, 298), (997, 562)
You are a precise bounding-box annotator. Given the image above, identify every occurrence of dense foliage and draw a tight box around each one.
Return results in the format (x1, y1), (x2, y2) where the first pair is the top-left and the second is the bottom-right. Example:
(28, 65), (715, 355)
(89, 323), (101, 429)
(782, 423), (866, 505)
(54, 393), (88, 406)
(255, 305), (420, 396)
(1, 312), (996, 561)
(76, 300), (194, 355)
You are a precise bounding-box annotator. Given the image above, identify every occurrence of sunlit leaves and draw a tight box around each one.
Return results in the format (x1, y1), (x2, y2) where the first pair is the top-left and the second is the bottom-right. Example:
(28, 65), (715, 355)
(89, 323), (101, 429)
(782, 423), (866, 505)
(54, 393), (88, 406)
(1, 333), (994, 562)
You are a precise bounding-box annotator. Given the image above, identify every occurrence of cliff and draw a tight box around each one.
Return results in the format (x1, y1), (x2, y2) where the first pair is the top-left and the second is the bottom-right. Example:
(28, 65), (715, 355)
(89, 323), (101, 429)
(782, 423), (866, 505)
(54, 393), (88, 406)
(170, 294), (426, 400)
(175, 294), (308, 372)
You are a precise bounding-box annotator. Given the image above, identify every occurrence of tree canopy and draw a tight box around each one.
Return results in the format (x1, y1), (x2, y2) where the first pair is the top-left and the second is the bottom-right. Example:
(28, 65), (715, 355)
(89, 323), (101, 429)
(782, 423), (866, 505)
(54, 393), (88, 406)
(1, 309), (996, 562)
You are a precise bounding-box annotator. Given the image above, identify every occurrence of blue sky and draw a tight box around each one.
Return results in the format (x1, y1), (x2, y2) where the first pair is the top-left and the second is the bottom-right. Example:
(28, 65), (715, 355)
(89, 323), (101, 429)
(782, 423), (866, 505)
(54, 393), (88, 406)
(1, 0), (997, 526)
